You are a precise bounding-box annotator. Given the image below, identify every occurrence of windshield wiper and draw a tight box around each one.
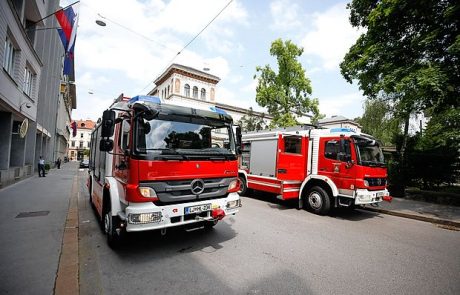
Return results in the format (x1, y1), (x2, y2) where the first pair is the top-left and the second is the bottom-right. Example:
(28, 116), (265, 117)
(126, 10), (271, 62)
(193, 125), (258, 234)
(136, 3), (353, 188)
(139, 148), (189, 160)
(361, 160), (386, 167)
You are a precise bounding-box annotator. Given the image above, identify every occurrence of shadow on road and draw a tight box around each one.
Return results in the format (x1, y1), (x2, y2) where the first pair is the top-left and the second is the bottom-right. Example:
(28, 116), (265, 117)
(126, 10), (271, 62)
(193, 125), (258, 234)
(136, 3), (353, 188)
(245, 190), (381, 221)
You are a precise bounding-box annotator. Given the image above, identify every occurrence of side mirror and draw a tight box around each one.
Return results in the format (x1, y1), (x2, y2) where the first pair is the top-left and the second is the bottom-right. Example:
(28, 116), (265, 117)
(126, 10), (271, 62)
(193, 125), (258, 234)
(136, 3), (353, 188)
(235, 126), (242, 154)
(99, 139), (114, 151)
(101, 110), (115, 137)
(133, 103), (158, 120)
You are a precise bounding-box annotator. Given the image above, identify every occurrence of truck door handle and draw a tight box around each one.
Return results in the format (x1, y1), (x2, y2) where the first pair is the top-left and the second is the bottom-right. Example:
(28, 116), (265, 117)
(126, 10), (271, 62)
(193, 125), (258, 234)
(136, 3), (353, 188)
(278, 169), (287, 173)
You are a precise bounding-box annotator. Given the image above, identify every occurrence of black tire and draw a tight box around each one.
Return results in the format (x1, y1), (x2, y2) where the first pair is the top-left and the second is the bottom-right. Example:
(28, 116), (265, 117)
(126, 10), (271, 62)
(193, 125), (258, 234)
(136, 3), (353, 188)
(103, 201), (123, 249)
(305, 186), (331, 215)
(238, 175), (247, 196)
(204, 219), (218, 230)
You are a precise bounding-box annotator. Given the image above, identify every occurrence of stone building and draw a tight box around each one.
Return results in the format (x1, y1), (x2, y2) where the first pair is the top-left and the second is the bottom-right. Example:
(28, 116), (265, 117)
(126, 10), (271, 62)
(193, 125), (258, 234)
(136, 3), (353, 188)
(68, 119), (95, 161)
(317, 115), (362, 133)
(0, 0), (76, 188)
(147, 63), (271, 124)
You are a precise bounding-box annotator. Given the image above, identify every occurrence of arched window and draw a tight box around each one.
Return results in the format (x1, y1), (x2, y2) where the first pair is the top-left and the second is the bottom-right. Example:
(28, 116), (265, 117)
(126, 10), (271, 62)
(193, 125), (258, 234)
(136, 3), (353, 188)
(193, 86), (198, 98)
(184, 84), (190, 97)
(200, 88), (206, 100)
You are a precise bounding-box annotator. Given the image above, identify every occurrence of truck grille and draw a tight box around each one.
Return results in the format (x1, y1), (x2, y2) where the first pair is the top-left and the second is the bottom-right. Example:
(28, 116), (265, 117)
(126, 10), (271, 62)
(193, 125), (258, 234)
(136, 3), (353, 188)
(140, 177), (236, 205)
(365, 177), (387, 187)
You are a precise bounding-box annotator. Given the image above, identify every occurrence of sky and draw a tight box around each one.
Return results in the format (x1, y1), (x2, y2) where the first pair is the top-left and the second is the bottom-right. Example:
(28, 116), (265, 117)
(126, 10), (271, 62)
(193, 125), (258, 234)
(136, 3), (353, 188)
(61, 0), (366, 122)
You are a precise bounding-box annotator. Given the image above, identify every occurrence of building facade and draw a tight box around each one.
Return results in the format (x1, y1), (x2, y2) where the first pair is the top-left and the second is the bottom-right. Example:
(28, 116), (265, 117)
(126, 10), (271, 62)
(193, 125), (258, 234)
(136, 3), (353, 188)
(0, 0), (44, 187)
(147, 64), (271, 124)
(68, 120), (95, 161)
(0, 0), (76, 188)
(34, 0), (76, 166)
(317, 115), (362, 133)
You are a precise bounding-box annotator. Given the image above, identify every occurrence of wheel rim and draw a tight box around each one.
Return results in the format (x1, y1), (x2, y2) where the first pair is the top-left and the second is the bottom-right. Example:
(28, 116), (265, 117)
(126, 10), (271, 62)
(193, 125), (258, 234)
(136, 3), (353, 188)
(238, 177), (245, 194)
(104, 212), (111, 234)
(308, 192), (322, 210)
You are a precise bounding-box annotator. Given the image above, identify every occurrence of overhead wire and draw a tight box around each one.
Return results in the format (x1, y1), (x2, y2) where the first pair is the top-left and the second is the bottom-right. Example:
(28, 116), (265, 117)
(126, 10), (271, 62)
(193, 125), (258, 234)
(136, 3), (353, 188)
(137, 0), (234, 94)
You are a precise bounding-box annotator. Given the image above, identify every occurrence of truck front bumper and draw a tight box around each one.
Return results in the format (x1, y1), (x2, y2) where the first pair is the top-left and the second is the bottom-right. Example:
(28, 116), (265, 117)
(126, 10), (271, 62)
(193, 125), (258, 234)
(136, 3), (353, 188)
(121, 193), (240, 232)
(354, 188), (389, 205)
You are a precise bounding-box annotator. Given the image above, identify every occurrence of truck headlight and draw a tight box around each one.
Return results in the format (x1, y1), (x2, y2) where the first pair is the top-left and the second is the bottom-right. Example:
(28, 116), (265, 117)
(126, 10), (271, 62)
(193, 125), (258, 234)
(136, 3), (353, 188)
(128, 212), (162, 224)
(139, 187), (158, 200)
(363, 180), (369, 187)
(226, 200), (240, 209)
(227, 179), (240, 193)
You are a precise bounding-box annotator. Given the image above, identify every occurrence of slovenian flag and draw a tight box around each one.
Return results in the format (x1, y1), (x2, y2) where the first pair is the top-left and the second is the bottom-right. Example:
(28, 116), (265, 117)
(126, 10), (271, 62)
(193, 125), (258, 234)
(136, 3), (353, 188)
(55, 4), (79, 75)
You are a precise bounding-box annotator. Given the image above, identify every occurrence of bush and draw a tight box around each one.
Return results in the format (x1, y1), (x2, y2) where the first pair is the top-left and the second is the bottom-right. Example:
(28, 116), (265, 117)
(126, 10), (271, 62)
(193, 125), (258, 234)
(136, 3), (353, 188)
(45, 163), (50, 171)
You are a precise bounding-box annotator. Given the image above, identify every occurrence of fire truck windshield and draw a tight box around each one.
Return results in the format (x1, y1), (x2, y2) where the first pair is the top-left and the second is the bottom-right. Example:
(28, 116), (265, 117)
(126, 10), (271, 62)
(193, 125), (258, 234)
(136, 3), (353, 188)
(135, 118), (237, 160)
(355, 141), (385, 167)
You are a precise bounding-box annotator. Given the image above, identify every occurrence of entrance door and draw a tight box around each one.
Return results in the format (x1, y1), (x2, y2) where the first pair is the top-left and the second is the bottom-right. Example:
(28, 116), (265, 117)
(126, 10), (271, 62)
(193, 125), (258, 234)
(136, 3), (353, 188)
(318, 137), (356, 192)
(276, 135), (307, 181)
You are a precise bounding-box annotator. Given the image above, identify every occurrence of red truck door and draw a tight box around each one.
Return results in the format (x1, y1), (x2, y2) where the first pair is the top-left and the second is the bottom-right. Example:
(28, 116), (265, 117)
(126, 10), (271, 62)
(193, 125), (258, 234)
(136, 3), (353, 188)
(318, 137), (356, 192)
(276, 134), (307, 181)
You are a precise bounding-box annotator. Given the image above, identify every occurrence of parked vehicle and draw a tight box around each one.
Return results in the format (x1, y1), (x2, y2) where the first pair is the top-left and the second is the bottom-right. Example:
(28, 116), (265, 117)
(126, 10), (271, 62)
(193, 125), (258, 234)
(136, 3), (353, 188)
(238, 126), (392, 215)
(88, 94), (242, 248)
(79, 159), (89, 168)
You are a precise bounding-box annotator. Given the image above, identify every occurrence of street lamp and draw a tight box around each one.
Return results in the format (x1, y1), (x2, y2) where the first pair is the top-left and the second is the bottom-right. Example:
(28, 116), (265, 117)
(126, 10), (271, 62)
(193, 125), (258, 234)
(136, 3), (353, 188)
(95, 19), (106, 26)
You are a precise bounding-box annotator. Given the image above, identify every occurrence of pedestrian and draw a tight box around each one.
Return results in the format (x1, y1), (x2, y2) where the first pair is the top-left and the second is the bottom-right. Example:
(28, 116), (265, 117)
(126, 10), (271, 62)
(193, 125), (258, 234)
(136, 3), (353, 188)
(56, 158), (61, 169)
(38, 156), (46, 177)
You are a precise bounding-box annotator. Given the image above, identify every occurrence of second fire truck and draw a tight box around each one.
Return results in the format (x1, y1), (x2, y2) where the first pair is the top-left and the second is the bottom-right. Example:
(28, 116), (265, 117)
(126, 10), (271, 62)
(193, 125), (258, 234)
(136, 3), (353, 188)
(238, 126), (392, 214)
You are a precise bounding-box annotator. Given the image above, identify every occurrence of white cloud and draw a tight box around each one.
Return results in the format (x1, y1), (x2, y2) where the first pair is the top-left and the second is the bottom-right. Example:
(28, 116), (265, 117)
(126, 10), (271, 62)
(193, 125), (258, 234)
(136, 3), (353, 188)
(318, 92), (364, 118)
(301, 2), (363, 70)
(270, 0), (302, 30)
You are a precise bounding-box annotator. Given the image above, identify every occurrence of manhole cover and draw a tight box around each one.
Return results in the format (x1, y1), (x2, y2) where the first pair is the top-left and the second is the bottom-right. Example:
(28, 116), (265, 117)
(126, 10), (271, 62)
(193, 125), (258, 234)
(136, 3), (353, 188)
(16, 211), (50, 218)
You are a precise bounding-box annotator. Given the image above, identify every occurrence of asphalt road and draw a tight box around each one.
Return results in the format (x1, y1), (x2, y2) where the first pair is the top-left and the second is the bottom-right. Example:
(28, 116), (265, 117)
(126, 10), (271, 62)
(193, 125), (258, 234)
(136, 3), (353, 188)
(77, 171), (460, 295)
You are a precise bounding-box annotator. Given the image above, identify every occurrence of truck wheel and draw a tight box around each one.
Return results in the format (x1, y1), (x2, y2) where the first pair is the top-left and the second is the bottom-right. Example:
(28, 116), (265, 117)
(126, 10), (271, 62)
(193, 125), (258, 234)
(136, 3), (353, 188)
(306, 186), (331, 215)
(103, 202), (123, 248)
(238, 176), (248, 196)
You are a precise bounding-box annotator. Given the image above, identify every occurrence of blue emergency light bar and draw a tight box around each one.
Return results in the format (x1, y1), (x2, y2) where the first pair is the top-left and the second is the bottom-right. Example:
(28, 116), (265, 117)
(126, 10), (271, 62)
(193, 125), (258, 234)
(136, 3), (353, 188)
(330, 128), (355, 133)
(209, 106), (227, 115)
(129, 95), (161, 104)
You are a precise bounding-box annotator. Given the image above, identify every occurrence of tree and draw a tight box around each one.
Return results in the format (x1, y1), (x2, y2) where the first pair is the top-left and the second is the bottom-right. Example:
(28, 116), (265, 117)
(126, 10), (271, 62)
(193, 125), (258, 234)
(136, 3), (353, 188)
(255, 39), (320, 128)
(341, 0), (459, 151)
(341, 0), (460, 190)
(355, 99), (400, 146)
(237, 107), (267, 132)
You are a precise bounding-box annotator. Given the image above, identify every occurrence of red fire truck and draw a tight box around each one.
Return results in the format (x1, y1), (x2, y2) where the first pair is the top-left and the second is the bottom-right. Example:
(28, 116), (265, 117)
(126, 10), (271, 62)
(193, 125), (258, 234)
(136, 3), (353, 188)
(238, 126), (391, 215)
(88, 94), (242, 247)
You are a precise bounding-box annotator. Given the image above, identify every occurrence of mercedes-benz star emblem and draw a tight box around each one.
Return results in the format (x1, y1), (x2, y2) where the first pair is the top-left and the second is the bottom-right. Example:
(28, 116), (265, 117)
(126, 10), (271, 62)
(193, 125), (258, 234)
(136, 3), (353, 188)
(190, 179), (205, 195)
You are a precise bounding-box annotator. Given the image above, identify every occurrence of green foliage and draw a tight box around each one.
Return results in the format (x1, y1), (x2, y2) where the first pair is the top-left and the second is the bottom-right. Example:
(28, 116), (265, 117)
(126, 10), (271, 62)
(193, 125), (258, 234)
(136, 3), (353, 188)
(237, 107), (267, 132)
(341, 0), (460, 116)
(83, 149), (90, 156)
(355, 99), (400, 146)
(342, 0), (460, 190)
(255, 38), (320, 128)
(45, 163), (50, 171)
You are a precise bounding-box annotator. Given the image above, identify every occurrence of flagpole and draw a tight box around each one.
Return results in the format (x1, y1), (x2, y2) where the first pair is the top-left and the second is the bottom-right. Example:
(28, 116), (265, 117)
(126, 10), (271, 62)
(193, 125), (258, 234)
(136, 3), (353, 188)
(26, 0), (80, 29)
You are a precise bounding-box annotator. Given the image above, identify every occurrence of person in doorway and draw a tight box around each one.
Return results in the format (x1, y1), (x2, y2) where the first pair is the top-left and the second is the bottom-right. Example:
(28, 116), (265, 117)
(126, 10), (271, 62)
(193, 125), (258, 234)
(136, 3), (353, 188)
(38, 156), (46, 177)
(56, 158), (61, 169)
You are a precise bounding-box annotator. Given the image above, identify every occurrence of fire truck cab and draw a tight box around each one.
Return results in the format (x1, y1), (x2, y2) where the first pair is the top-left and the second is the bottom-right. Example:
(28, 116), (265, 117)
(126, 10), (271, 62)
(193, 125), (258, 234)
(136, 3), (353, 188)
(88, 95), (242, 247)
(238, 127), (391, 215)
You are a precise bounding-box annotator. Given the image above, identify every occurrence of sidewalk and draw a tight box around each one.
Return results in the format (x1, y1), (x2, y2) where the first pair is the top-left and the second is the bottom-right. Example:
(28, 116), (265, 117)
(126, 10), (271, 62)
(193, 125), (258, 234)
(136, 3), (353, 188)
(0, 162), (78, 294)
(362, 197), (460, 228)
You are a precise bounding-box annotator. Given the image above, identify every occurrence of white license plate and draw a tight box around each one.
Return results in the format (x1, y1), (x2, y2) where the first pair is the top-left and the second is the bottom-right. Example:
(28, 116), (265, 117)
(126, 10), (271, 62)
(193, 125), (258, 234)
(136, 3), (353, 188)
(376, 192), (385, 198)
(184, 204), (211, 215)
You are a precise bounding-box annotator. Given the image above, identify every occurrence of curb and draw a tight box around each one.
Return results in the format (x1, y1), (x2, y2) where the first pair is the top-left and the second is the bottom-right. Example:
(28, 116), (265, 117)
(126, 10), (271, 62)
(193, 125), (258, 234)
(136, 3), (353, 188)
(54, 174), (79, 295)
(360, 206), (460, 228)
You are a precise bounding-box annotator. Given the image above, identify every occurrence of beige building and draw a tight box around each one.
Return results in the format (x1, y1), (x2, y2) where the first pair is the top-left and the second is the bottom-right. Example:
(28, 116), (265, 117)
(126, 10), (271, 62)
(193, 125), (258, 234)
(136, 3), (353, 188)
(317, 115), (362, 133)
(68, 119), (95, 161)
(147, 64), (272, 124)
